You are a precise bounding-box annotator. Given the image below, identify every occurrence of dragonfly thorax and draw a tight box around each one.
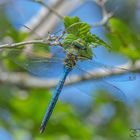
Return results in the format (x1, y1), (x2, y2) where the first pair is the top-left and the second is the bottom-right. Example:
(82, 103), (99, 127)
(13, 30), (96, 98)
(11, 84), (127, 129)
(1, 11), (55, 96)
(64, 54), (77, 69)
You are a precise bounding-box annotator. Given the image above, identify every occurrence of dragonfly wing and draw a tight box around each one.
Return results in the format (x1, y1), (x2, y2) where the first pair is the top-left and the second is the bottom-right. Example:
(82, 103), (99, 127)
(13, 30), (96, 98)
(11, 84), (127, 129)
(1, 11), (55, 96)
(1, 48), (65, 78)
(78, 59), (137, 82)
(3, 0), (39, 29)
(94, 80), (127, 103)
(64, 64), (127, 103)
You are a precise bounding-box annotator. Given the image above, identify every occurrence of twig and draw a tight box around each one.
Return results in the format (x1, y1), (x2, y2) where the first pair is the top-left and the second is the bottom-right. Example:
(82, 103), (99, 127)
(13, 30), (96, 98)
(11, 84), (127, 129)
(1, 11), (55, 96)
(24, 0), (82, 38)
(91, 0), (113, 28)
(92, 12), (113, 27)
(0, 38), (61, 49)
(0, 40), (45, 49)
(55, 31), (65, 42)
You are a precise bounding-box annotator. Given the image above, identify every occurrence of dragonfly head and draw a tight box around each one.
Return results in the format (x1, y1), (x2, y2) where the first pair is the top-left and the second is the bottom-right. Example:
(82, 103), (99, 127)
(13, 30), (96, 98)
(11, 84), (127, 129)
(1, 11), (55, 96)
(63, 37), (94, 64)
(64, 40), (93, 61)
(72, 39), (86, 50)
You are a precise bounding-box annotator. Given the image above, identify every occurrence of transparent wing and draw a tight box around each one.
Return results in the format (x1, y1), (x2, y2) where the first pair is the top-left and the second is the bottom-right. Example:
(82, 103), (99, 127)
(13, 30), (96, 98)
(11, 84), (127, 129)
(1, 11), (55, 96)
(1, 46), (65, 78)
(77, 59), (137, 82)
(46, 48), (137, 103)
(3, 0), (41, 29)
(59, 55), (139, 103)
(64, 64), (128, 103)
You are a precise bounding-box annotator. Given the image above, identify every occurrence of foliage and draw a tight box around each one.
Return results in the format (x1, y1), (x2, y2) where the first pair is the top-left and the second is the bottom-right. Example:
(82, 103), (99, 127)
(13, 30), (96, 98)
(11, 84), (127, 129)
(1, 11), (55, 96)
(106, 18), (140, 62)
(63, 16), (110, 59)
(0, 1), (140, 140)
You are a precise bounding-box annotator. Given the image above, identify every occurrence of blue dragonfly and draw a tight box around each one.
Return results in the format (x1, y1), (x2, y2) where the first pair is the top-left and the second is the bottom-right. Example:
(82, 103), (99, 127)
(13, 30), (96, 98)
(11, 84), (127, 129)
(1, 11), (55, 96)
(1, 2), (138, 133)
(2, 37), (137, 133)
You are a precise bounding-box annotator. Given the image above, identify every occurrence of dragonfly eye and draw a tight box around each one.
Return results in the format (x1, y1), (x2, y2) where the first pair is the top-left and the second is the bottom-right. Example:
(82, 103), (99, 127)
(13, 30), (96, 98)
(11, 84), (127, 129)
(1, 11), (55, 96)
(72, 42), (86, 50)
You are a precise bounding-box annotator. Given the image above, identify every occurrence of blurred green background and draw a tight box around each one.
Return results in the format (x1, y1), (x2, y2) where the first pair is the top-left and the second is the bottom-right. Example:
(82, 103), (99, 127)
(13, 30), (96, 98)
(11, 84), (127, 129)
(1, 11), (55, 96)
(0, 0), (140, 140)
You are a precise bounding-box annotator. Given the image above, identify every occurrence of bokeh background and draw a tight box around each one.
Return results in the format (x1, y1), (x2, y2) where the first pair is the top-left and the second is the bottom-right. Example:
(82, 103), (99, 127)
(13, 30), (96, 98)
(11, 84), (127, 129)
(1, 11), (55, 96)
(0, 0), (140, 139)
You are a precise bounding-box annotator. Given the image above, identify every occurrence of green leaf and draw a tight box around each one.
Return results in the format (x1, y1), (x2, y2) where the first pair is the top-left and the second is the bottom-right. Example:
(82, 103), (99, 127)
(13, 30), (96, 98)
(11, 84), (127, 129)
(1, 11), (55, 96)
(62, 34), (78, 46)
(79, 45), (93, 59)
(108, 18), (134, 44)
(86, 33), (111, 49)
(107, 18), (140, 61)
(63, 16), (110, 49)
(64, 16), (90, 37)
(64, 16), (81, 29)
(62, 16), (110, 60)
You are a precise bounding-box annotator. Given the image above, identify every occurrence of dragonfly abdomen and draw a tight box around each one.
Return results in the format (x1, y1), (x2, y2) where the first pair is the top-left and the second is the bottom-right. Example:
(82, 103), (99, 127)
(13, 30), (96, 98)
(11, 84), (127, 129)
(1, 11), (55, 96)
(40, 67), (72, 133)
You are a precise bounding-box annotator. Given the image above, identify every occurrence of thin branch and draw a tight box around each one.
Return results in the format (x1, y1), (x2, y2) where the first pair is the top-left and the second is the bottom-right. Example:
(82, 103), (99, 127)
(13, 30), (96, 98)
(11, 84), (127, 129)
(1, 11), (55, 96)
(92, 12), (113, 28)
(91, 0), (113, 28)
(0, 62), (139, 89)
(32, 0), (64, 19)
(0, 38), (61, 49)
(24, 0), (82, 38)
(0, 40), (45, 49)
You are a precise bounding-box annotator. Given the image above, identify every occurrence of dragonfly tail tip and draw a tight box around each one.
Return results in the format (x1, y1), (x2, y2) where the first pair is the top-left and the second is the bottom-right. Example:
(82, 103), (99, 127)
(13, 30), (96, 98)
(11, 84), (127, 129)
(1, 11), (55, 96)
(39, 125), (45, 134)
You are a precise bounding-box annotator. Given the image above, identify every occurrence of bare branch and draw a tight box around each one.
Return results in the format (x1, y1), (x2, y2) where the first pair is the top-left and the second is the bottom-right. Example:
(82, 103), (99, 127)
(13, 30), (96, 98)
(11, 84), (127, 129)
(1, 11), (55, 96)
(24, 0), (82, 37)
(33, 0), (64, 19)
(0, 62), (139, 89)
(0, 37), (61, 49)
(92, 12), (113, 28)
(0, 40), (46, 49)
(91, 0), (113, 28)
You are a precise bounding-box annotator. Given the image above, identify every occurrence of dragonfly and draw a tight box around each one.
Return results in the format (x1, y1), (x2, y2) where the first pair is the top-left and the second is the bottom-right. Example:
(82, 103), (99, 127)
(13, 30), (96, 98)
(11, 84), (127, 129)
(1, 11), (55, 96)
(1, 1), (138, 134)
(1, 36), (137, 133)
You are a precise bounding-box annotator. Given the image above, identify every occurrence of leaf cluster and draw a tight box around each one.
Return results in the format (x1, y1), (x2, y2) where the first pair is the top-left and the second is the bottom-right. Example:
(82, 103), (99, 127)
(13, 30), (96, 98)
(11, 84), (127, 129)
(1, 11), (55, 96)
(106, 18), (140, 62)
